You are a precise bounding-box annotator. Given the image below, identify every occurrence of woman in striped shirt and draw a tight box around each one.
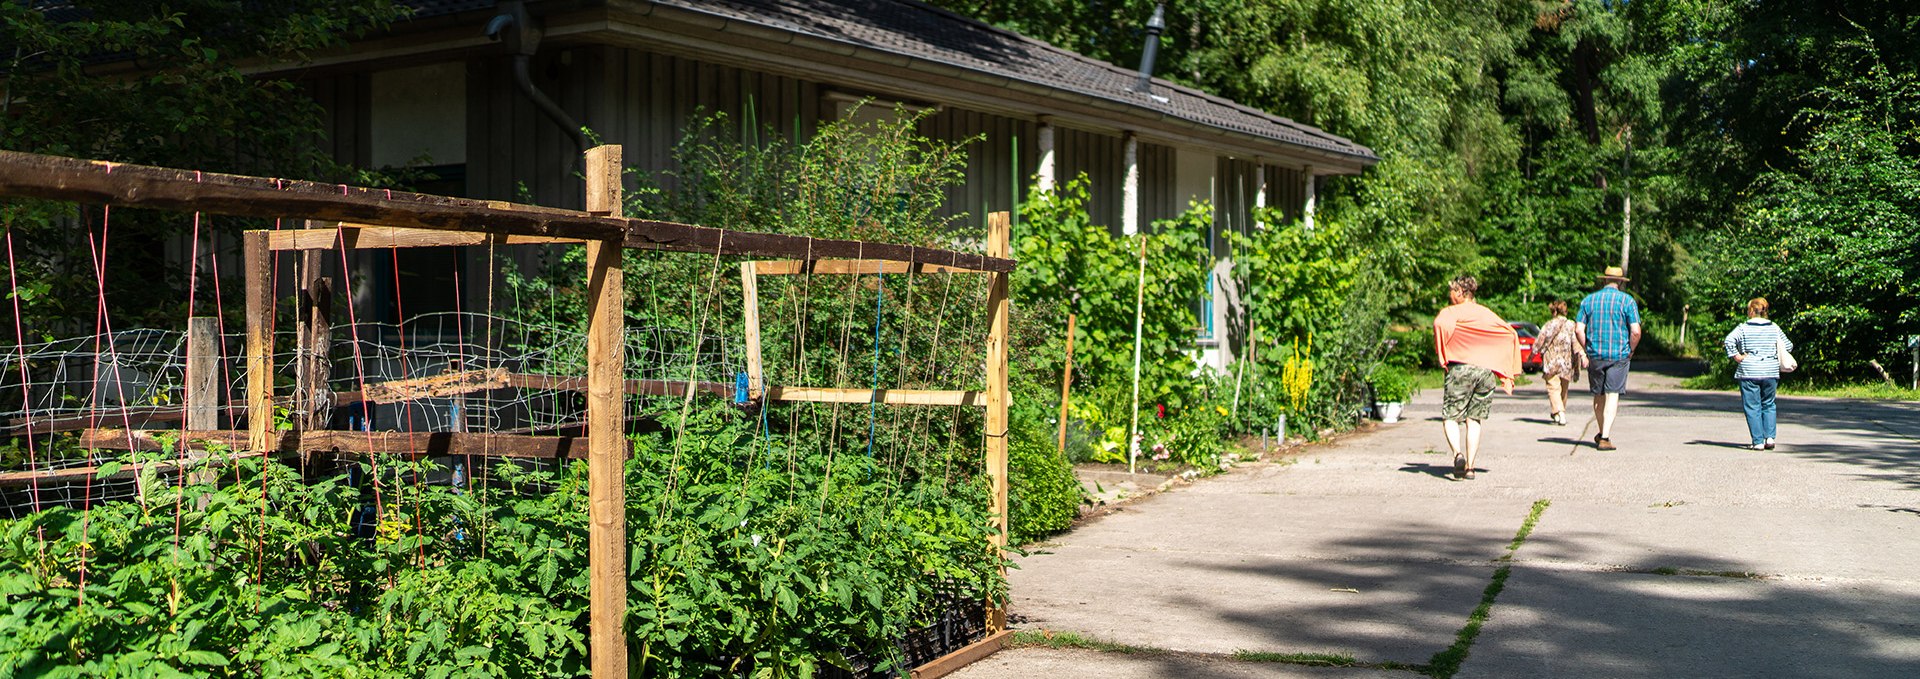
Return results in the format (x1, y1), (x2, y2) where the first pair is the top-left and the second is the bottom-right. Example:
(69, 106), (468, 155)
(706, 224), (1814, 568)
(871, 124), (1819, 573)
(1723, 297), (1794, 450)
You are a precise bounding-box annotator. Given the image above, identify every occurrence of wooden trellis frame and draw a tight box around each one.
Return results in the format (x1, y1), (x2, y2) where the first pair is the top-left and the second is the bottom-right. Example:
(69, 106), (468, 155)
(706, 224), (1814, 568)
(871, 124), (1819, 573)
(738, 211), (1016, 661)
(0, 148), (1016, 677)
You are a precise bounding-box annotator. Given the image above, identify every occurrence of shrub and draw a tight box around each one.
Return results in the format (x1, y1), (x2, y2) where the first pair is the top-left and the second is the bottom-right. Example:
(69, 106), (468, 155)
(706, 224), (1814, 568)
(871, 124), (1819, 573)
(1007, 429), (1084, 545)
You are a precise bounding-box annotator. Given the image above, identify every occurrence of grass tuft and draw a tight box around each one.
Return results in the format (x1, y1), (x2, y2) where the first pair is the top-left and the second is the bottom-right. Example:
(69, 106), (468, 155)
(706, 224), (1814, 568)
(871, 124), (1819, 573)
(1231, 650), (1358, 666)
(1431, 498), (1551, 678)
(1637, 566), (1766, 580)
(1008, 630), (1165, 656)
(1426, 565), (1509, 678)
(1509, 499), (1552, 550)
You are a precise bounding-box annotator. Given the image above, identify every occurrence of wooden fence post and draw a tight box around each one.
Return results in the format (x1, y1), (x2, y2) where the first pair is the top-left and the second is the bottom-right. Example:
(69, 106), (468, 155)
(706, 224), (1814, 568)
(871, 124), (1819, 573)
(984, 211), (1011, 632)
(584, 144), (629, 679)
(243, 231), (273, 454)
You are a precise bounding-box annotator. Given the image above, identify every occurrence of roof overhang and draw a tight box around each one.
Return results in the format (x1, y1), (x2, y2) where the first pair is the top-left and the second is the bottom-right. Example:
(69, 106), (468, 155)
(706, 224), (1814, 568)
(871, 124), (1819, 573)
(248, 0), (1376, 175)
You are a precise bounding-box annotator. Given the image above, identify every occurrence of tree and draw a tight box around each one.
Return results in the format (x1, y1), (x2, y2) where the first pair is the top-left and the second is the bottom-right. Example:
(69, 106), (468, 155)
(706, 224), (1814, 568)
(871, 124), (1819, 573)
(0, 0), (408, 332)
(1692, 37), (1919, 374)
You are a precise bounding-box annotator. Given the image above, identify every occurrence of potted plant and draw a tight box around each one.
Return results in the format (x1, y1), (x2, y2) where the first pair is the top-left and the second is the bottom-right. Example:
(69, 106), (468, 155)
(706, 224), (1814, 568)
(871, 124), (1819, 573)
(1370, 365), (1414, 423)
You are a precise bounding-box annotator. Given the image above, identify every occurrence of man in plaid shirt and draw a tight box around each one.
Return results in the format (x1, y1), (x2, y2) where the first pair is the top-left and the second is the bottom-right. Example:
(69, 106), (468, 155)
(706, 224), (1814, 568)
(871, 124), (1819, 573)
(1575, 266), (1641, 450)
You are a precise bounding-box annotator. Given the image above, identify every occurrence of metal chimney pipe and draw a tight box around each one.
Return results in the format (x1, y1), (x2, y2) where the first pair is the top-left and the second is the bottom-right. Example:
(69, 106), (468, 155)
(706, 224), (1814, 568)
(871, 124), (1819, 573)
(1133, 2), (1167, 93)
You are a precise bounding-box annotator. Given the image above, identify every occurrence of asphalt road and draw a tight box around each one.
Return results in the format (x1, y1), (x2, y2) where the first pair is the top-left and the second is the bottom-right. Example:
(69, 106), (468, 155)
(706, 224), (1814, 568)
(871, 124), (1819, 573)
(954, 364), (1920, 678)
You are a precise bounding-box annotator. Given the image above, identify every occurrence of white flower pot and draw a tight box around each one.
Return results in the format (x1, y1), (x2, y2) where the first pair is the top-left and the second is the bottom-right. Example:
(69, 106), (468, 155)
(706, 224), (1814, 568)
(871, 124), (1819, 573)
(1378, 402), (1406, 423)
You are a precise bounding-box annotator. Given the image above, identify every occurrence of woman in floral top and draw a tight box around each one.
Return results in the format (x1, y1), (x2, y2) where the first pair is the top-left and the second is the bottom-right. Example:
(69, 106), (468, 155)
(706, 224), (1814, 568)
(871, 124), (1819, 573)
(1534, 300), (1585, 425)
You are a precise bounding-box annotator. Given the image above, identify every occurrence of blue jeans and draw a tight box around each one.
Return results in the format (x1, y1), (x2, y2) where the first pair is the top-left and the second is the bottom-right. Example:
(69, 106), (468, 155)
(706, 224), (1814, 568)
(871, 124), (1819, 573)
(1738, 378), (1778, 446)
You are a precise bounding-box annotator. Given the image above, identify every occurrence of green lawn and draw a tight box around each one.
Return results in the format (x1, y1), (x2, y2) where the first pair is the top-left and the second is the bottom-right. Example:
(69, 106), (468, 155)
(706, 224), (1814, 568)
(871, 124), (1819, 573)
(1681, 373), (1920, 401)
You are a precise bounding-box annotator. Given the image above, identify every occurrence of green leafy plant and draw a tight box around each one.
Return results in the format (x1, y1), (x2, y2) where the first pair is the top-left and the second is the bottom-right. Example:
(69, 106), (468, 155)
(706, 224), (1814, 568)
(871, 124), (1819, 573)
(0, 412), (1009, 677)
(1369, 365), (1415, 403)
(1006, 419), (1084, 545)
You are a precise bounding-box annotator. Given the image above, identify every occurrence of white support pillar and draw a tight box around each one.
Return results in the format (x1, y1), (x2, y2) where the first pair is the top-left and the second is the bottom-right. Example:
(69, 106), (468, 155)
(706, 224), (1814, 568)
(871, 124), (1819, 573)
(1036, 121), (1057, 193)
(1122, 133), (1140, 236)
(1301, 165), (1318, 232)
(1253, 160), (1269, 229)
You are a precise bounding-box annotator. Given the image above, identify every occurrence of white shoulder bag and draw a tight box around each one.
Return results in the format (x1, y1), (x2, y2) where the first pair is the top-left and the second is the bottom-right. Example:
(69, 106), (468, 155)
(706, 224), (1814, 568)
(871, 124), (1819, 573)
(1775, 333), (1797, 373)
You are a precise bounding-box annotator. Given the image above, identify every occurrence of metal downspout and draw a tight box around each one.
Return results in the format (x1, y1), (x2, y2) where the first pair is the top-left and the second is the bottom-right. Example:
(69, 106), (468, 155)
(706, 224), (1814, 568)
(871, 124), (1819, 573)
(487, 1), (588, 154)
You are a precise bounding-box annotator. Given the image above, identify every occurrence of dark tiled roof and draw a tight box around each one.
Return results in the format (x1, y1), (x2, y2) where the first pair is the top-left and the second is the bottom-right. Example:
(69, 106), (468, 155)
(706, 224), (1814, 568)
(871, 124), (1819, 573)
(674, 0), (1373, 161)
(399, 0), (497, 15)
(406, 0), (1375, 163)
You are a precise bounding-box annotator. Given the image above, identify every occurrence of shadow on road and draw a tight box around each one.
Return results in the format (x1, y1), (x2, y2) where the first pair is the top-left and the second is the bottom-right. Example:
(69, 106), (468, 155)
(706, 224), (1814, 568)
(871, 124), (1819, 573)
(1461, 562), (1920, 677)
(1179, 522), (1920, 675)
(1536, 436), (1592, 447)
(1683, 439), (1752, 449)
(1398, 462), (1460, 480)
(1614, 385), (1920, 490)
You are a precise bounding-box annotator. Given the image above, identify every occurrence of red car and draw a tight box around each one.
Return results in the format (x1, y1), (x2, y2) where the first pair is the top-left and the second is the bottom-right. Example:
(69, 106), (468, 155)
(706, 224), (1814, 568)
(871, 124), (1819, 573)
(1510, 322), (1541, 373)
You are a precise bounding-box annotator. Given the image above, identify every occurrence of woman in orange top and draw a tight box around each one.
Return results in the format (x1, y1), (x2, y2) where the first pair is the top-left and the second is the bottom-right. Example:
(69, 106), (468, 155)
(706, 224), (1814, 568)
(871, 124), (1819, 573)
(1432, 276), (1521, 480)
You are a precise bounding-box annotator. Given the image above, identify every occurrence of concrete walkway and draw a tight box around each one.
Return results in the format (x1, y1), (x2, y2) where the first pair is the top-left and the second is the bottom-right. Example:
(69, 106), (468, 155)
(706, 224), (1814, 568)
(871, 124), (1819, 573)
(954, 364), (1920, 678)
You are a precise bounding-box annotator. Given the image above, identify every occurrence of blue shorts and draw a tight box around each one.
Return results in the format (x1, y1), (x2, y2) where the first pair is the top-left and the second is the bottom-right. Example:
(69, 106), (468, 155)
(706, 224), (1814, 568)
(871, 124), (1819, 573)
(1587, 358), (1631, 394)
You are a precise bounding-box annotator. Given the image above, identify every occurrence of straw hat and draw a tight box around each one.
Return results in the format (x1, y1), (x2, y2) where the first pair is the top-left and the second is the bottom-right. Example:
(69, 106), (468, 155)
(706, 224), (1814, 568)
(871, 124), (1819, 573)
(1597, 266), (1630, 282)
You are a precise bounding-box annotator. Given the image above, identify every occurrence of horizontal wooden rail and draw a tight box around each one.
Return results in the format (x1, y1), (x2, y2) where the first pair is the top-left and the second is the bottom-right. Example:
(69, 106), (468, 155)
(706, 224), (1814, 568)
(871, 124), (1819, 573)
(911, 629), (1011, 679)
(268, 224), (582, 250)
(364, 368), (510, 403)
(6, 407), (186, 434)
(76, 428), (591, 459)
(0, 450), (266, 486)
(502, 373), (732, 398)
(0, 150), (1014, 272)
(766, 386), (985, 406)
(750, 260), (982, 276)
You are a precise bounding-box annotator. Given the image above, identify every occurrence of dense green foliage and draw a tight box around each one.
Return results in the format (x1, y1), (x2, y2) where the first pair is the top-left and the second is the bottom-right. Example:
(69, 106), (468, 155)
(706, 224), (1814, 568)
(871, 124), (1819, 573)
(1686, 38), (1919, 371)
(6, 0), (1918, 671)
(1013, 178), (1209, 415)
(1005, 414), (1083, 544)
(0, 105), (1015, 675)
(0, 420), (1003, 677)
(616, 107), (1088, 544)
(0, 0), (411, 334)
(1012, 180), (1387, 466)
(933, 0), (1920, 380)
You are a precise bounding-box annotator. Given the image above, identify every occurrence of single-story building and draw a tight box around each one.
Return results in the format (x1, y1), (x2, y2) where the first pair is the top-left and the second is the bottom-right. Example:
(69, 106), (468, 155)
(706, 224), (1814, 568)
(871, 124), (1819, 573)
(272, 0), (1378, 369)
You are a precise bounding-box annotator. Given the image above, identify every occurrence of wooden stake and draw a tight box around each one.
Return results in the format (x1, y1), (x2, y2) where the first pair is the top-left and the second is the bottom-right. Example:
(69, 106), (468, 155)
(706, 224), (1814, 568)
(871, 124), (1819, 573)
(1126, 235), (1147, 475)
(1056, 313), (1075, 454)
(583, 144), (628, 679)
(243, 231), (273, 453)
(983, 211), (1012, 632)
(295, 241), (333, 433)
(741, 261), (765, 400)
(185, 317), (219, 493)
(186, 318), (220, 433)
(448, 360), (468, 434)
